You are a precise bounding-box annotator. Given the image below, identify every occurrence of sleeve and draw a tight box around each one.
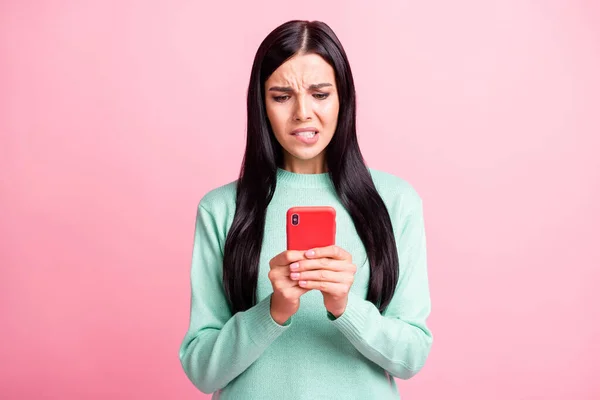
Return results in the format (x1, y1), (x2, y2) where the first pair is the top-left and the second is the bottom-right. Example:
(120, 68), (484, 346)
(179, 203), (292, 394)
(327, 193), (433, 380)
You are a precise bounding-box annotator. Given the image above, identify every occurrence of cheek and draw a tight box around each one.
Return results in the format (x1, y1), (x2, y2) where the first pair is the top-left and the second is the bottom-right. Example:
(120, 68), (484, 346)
(266, 105), (287, 135)
(317, 101), (340, 124)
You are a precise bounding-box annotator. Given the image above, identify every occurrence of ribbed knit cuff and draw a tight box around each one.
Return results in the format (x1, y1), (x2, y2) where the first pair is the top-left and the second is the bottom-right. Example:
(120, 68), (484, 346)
(247, 293), (292, 347)
(329, 291), (373, 343)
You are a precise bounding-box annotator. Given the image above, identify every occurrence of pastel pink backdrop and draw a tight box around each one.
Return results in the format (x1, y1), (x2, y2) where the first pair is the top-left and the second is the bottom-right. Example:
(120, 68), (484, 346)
(1, 1), (599, 399)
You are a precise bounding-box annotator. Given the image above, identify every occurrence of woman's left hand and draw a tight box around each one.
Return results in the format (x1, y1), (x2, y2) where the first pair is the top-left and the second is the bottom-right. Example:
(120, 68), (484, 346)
(288, 245), (356, 318)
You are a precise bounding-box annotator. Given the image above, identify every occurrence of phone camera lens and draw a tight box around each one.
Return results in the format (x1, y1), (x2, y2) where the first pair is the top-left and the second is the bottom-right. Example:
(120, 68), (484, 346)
(291, 214), (299, 226)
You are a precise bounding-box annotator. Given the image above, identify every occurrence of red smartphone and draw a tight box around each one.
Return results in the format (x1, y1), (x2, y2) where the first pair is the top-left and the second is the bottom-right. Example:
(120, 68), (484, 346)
(286, 206), (336, 251)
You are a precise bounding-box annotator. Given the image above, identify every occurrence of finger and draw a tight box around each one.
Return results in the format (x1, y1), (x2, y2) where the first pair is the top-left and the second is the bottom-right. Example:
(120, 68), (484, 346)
(269, 266), (307, 282)
(273, 277), (309, 291)
(290, 269), (354, 284)
(268, 267), (291, 282)
(291, 258), (348, 272)
(304, 245), (351, 261)
(270, 250), (307, 269)
(298, 280), (350, 296)
(283, 285), (312, 298)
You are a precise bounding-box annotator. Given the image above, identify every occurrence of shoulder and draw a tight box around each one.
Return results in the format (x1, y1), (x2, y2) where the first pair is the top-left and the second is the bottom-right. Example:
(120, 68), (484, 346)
(368, 168), (422, 202)
(367, 168), (423, 212)
(197, 179), (238, 218)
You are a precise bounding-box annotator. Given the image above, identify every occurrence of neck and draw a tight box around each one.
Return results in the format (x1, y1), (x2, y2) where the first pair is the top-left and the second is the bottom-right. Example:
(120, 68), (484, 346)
(282, 153), (327, 174)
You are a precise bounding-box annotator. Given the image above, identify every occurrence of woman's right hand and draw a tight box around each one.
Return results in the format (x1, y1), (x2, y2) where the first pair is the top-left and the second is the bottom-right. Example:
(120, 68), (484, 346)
(268, 250), (311, 325)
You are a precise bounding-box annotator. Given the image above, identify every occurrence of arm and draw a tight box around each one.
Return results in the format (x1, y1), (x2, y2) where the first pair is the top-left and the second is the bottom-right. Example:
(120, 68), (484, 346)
(327, 195), (433, 379)
(179, 204), (291, 394)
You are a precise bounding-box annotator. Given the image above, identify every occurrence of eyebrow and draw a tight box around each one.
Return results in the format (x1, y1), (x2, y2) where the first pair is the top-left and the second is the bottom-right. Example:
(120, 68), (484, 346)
(268, 83), (333, 92)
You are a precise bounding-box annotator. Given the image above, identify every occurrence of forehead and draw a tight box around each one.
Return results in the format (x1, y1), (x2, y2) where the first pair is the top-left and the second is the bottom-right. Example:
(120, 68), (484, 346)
(266, 53), (336, 86)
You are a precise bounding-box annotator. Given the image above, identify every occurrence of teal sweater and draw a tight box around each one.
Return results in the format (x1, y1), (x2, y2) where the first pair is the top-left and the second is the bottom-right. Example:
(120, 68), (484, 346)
(179, 168), (433, 399)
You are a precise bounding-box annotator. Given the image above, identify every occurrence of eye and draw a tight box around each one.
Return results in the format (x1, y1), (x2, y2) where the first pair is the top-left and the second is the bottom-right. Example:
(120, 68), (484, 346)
(273, 95), (290, 102)
(314, 93), (329, 100)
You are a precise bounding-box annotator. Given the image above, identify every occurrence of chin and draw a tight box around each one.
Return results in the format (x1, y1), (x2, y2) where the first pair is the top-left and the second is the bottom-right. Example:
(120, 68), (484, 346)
(289, 149), (325, 161)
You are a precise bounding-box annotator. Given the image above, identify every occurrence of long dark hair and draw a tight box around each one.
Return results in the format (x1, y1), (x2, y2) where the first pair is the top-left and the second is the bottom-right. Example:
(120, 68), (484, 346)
(223, 20), (399, 315)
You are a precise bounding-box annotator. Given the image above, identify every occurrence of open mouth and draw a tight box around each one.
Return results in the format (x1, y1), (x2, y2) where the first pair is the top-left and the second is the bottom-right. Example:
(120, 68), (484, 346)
(292, 131), (319, 144)
(294, 131), (317, 138)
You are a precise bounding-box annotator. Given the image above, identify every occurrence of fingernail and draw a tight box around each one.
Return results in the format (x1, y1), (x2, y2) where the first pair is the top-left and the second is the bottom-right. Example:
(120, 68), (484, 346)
(305, 250), (315, 257)
(290, 272), (299, 279)
(290, 262), (299, 270)
(299, 280), (307, 286)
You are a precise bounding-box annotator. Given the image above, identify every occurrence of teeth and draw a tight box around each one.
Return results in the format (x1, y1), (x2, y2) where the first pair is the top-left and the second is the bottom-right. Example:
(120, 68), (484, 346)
(297, 131), (316, 138)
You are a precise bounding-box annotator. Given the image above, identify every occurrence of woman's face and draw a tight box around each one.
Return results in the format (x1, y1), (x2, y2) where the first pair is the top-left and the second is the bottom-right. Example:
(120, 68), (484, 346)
(264, 53), (340, 173)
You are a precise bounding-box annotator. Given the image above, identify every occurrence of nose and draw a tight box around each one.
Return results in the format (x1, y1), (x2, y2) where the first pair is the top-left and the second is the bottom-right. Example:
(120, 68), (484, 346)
(293, 94), (312, 121)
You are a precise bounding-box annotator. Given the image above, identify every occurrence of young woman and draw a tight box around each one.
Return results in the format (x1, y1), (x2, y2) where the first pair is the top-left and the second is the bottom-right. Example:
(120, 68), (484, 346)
(179, 20), (433, 399)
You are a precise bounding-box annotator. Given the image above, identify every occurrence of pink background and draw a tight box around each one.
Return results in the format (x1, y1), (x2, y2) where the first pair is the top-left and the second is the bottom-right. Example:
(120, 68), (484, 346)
(1, 1), (599, 399)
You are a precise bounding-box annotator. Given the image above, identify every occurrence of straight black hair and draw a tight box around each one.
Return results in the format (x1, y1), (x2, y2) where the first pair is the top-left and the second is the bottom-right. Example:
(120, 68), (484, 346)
(223, 20), (399, 315)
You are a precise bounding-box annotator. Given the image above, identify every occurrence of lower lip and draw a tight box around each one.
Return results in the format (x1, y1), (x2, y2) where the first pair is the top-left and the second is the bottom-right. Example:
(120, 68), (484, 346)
(292, 132), (319, 144)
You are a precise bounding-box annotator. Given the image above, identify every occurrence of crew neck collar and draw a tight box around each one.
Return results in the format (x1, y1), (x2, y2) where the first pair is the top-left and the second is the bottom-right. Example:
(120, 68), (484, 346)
(276, 167), (334, 189)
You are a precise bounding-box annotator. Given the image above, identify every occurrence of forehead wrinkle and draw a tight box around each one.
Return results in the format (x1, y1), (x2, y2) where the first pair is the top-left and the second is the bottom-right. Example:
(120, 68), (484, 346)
(268, 55), (335, 92)
(274, 72), (327, 92)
